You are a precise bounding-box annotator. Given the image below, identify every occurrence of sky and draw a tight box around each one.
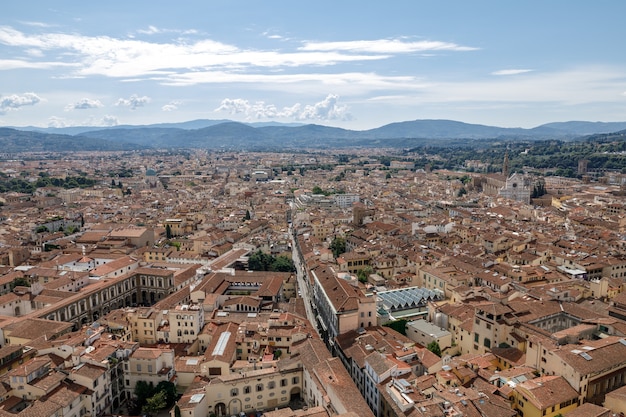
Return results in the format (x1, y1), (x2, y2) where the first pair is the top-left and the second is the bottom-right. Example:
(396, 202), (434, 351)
(1, 1), (626, 131)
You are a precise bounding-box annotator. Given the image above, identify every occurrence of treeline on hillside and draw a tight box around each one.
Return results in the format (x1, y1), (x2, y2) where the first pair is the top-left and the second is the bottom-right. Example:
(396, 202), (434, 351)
(0, 172), (98, 194)
(402, 135), (626, 177)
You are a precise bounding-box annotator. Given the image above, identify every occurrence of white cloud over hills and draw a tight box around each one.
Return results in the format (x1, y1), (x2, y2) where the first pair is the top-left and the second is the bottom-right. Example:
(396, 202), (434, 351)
(215, 94), (352, 121)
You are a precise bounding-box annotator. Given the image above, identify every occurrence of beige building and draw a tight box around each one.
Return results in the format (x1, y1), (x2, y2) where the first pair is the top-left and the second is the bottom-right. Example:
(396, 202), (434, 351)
(126, 347), (176, 395)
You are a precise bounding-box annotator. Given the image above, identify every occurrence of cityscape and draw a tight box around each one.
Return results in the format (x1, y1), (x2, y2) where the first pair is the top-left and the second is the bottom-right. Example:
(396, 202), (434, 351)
(2, 2), (626, 417)
(0, 143), (623, 417)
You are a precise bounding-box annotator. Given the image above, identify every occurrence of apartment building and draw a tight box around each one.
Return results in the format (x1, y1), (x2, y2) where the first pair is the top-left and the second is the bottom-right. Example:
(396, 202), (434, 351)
(126, 346), (176, 396)
(309, 265), (376, 349)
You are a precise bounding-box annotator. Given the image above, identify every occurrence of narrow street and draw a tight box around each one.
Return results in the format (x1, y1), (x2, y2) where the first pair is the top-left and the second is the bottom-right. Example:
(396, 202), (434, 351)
(289, 222), (319, 337)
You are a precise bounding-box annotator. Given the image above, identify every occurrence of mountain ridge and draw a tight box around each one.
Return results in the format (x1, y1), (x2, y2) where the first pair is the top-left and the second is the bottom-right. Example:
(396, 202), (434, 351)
(2, 119), (626, 152)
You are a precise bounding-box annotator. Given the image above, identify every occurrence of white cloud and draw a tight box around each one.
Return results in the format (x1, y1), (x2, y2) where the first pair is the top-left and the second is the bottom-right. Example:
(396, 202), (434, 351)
(48, 114), (119, 127)
(47, 116), (69, 128)
(137, 25), (161, 35)
(0, 92), (41, 114)
(0, 59), (77, 70)
(162, 100), (181, 112)
(297, 94), (352, 121)
(492, 69), (533, 76)
(0, 26), (399, 81)
(299, 38), (478, 53)
(100, 115), (119, 126)
(215, 94), (351, 121)
(17, 21), (56, 28)
(65, 98), (103, 111)
(115, 94), (150, 110)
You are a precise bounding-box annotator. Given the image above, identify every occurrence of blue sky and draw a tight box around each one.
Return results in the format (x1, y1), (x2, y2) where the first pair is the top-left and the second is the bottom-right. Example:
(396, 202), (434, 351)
(1, 1), (625, 130)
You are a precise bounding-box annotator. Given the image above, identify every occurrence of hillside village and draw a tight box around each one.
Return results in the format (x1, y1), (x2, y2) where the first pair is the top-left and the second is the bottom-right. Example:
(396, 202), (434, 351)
(0, 149), (624, 417)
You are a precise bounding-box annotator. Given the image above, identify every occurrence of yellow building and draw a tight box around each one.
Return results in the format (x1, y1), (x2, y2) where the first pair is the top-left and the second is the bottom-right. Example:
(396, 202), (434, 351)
(511, 375), (578, 417)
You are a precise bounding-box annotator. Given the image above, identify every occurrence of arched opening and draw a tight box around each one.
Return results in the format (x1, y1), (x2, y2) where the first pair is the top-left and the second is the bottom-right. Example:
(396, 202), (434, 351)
(215, 402), (226, 416)
(290, 387), (301, 401)
(228, 398), (242, 415)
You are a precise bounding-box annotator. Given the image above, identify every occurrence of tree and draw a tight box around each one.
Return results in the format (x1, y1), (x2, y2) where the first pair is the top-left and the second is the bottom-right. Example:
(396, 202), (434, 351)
(383, 319), (407, 336)
(357, 265), (373, 283)
(244, 209), (251, 221)
(142, 390), (167, 415)
(132, 381), (155, 414)
(427, 340), (442, 357)
(312, 185), (325, 195)
(155, 381), (177, 407)
(248, 250), (273, 271)
(329, 237), (346, 258)
(10, 277), (30, 290)
(270, 255), (295, 272)
(174, 405), (182, 417)
(165, 224), (172, 240)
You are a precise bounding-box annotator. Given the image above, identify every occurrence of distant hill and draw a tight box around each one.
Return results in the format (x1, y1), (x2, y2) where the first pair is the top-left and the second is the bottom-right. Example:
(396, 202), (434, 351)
(0, 128), (139, 152)
(2, 119), (626, 151)
(538, 121), (626, 135)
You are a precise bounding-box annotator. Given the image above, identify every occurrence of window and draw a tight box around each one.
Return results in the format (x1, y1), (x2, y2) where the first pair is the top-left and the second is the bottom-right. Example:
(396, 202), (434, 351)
(280, 379), (288, 387)
(136, 364), (141, 372)
(244, 386), (251, 394)
(474, 333), (479, 343)
(231, 388), (238, 397)
(292, 376), (299, 384)
(268, 381), (275, 389)
(256, 384), (263, 392)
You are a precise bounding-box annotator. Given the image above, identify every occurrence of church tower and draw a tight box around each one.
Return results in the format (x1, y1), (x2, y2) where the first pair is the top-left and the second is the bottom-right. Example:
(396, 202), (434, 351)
(502, 151), (510, 178)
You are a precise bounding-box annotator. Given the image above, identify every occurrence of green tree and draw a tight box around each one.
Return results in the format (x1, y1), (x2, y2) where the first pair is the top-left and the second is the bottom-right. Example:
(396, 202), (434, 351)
(165, 224), (172, 239)
(329, 237), (346, 258)
(174, 405), (182, 417)
(270, 255), (295, 272)
(248, 250), (273, 271)
(10, 277), (30, 290)
(312, 185), (325, 195)
(357, 265), (373, 283)
(244, 209), (251, 221)
(427, 340), (442, 357)
(142, 390), (167, 415)
(132, 381), (155, 414)
(383, 319), (407, 336)
(155, 381), (177, 406)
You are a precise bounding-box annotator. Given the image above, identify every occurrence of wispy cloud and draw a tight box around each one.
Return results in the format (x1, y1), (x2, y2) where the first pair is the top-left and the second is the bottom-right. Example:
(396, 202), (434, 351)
(215, 94), (352, 121)
(17, 21), (57, 28)
(491, 69), (533, 76)
(115, 94), (150, 110)
(162, 100), (181, 111)
(299, 38), (478, 53)
(0, 92), (41, 114)
(65, 98), (103, 111)
(0, 26), (462, 83)
(48, 114), (118, 128)
(0, 59), (77, 70)
(137, 25), (161, 35)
